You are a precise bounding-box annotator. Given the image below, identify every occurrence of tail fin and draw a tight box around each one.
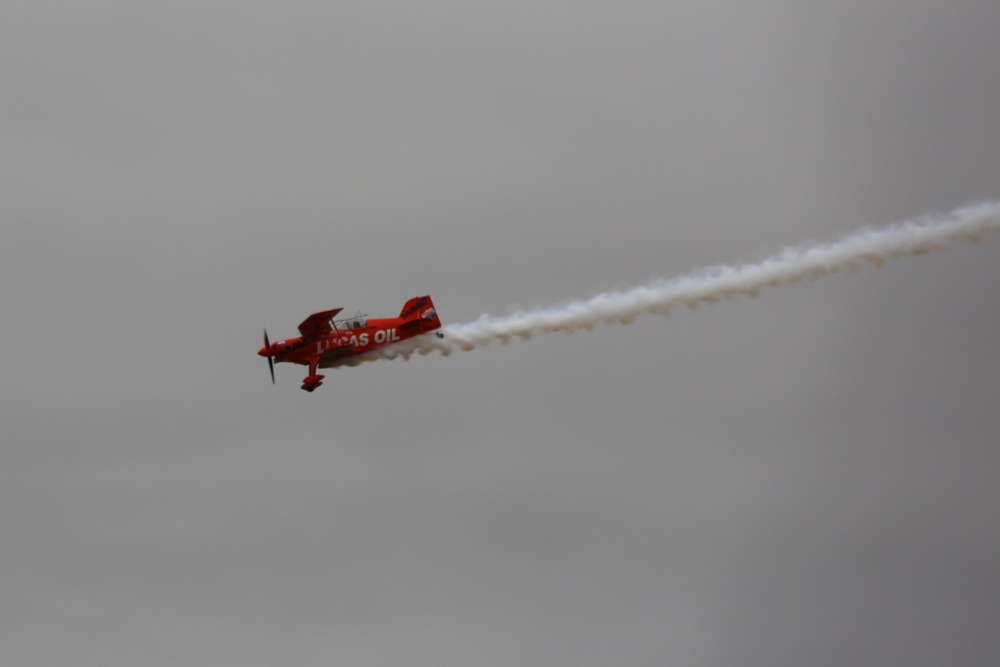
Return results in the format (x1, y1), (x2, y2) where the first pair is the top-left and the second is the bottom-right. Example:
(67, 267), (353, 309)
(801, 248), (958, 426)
(399, 295), (441, 331)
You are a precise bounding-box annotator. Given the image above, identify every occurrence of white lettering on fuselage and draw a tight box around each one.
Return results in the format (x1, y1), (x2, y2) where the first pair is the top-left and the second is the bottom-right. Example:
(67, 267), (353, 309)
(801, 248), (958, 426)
(313, 329), (399, 354)
(374, 328), (400, 344)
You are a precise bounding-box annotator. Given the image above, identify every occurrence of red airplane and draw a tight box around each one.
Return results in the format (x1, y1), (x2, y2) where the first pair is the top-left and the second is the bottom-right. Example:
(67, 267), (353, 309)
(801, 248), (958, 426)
(258, 296), (443, 391)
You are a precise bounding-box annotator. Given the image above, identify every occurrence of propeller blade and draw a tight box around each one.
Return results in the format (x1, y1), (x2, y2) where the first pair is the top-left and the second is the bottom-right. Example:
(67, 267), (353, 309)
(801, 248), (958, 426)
(264, 329), (275, 384)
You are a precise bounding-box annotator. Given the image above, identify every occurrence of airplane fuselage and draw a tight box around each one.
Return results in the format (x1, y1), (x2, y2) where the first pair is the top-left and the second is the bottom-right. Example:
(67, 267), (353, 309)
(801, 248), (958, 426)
(258, 296), (441, 391)
(266, 318), (407, 365)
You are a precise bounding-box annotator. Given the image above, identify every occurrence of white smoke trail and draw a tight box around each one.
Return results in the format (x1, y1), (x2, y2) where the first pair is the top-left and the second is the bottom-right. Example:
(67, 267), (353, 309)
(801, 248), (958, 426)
(342, 200), (1000, 367)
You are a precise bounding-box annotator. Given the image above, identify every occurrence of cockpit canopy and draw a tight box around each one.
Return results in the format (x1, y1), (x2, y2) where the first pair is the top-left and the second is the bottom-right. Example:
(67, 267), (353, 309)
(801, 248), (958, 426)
(334, 311), (368, 330)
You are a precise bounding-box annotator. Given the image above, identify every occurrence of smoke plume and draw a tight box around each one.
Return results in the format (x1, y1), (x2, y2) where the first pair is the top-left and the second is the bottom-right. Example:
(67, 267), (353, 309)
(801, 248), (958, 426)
(344, 201), (1000, 366)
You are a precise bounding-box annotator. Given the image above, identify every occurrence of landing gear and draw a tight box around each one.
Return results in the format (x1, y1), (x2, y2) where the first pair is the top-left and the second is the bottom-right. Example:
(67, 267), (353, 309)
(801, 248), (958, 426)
(301, 359), (324, 392)
(301, 373), (325, 392)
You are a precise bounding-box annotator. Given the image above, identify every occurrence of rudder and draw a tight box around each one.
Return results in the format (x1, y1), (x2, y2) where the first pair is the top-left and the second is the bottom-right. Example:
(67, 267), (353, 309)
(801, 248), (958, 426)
(399, 295), (441, 330)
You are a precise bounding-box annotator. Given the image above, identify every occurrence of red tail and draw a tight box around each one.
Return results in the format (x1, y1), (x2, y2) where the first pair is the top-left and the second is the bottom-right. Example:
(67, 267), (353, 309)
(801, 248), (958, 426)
(399, 295), (441, 331)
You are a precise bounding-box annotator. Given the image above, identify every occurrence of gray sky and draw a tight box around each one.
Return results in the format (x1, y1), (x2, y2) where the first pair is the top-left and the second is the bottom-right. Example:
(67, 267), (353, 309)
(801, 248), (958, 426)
(3, 2), (999, 665)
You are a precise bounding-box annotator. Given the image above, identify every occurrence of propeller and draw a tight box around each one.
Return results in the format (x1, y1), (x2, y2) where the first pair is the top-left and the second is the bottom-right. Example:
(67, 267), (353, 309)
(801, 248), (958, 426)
(263, 329), (275, 384)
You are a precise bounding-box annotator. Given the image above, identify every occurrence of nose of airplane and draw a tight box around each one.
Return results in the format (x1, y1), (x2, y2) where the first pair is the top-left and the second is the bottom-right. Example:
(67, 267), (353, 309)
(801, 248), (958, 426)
(260, 329), (276, 385)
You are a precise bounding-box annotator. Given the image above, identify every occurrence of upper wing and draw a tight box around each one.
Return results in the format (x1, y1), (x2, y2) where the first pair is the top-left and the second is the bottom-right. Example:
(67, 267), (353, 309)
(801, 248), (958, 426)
(297, 308), (343, 338)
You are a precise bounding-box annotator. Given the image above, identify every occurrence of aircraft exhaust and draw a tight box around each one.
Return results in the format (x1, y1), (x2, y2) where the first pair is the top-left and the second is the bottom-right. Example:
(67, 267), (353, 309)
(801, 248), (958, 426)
(346, 200), (1000, 366)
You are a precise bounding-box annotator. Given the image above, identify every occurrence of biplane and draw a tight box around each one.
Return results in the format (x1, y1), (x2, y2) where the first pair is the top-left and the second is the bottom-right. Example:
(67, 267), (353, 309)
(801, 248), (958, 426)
(258, 296), (442, 391)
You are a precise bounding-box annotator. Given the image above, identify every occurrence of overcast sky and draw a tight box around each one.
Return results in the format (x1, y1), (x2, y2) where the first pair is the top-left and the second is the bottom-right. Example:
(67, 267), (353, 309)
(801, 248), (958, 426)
(3, 2), (999, 665)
